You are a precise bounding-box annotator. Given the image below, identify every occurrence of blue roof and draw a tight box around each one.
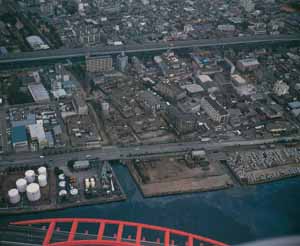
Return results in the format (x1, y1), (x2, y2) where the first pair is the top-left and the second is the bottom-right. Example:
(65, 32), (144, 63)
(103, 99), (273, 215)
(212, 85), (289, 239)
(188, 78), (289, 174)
(0, 47), (8, 56)
(12, 126), (27, 143)
(288, 101), (300, 109)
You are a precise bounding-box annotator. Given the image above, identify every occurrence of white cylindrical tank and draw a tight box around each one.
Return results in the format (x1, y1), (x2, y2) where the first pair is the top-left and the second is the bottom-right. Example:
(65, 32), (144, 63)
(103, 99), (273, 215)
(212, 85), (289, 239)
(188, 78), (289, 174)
(16, 178), (27, 193)
(38, 166), (47, 177)
(38, 174), (47, 187)
(58, 173), (65, 180)
(25, 170), (35, 183)
(8, 188), (20, 204)
(70, 188), (78, 196)
(59, 181), (66, 188)
(26, 183), (41, 202)
(59, 189), (67, 197)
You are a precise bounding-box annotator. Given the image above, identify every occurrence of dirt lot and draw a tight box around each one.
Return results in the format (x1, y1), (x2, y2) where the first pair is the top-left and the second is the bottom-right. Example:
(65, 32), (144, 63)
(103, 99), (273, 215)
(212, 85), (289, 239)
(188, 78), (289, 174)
(128, 156), (233, 197)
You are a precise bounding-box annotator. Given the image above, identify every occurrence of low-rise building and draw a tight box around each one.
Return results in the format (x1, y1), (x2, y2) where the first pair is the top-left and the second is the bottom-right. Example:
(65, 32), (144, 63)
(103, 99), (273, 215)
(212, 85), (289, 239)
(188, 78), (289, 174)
(11, 126), (28, 152)
(200, 97), (229, 123)
(28, 123), (48, 149)
(28, 83), (50, 103)
(166, 106), (197, 134)
(154, 82), (186, 102)
(273, 80), (289, 96)
(237, 58), (260, 72)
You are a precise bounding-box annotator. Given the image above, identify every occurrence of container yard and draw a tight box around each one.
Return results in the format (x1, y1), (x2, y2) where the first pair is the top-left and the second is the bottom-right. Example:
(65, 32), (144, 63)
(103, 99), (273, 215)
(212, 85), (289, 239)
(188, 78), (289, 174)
(0, 159), (126, 215)
(226, 147), (300, 185)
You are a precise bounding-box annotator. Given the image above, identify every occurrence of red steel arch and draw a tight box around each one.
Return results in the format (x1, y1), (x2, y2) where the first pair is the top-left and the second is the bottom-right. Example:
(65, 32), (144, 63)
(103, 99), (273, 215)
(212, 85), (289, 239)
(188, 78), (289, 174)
(11, 218), (228, 246)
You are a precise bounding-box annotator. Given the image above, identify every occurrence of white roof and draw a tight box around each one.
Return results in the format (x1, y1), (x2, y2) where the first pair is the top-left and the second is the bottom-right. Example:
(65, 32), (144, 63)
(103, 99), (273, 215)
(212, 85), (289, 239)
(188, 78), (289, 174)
(232, 74), (246, 84)
(181, 84), (204, 93)
(238, 58), (260, 67)
(28, 83), (50, 102)
(26, 35), (49, 50)
(28, 123), (47, 143)
(198, 74), (213, 83)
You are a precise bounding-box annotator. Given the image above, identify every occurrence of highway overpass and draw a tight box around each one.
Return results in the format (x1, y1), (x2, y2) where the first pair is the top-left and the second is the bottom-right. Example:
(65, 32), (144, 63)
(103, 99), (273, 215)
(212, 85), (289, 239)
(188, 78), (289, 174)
(0, 35), (300, 66)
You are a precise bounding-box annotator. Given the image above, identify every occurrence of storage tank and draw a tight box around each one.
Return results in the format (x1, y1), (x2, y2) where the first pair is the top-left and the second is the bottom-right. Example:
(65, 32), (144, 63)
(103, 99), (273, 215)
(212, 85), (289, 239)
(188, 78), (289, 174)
(25, 170), (35, 183)
(70, 188), (78, 196)
(58, 173), (65, 180)
(26, 183), (41, 202)
(16, 178), (27, 193)
(38, 166), (47, 177)
(38, 174), (47, 187)
(8, 188), (20, 204)
(90, 178), (96, 188)
(59, 181), (66, 188)
(85, 178), (90, 189)
(59, 189), (67, 197)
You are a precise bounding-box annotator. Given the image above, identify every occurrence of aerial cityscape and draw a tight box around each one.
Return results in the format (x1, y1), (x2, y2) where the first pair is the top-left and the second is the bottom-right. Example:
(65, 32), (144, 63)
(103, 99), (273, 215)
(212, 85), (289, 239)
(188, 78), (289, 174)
(0, 0), (300, 245)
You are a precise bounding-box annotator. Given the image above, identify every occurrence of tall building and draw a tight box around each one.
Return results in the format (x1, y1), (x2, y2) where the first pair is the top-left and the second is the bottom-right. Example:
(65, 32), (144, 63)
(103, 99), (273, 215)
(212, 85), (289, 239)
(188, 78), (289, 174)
(116, 52), (128, 72)
(240, 0), (255, 12)
(86, 55), (113, 73)
(72, 93), (88, 115)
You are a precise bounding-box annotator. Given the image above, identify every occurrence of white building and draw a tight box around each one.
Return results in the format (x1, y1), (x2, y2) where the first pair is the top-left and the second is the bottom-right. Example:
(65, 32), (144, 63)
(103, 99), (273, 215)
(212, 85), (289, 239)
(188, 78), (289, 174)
(28, 83), (50, 103)
(28, 123), (48, 149)
(240, 0), (255, 12)
(273, 80), (289, 96)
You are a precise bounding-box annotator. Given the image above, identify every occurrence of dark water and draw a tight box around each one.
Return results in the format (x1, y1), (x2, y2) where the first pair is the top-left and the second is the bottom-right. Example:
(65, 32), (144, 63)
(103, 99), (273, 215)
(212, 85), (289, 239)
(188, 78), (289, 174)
(1, 163), (300, 245)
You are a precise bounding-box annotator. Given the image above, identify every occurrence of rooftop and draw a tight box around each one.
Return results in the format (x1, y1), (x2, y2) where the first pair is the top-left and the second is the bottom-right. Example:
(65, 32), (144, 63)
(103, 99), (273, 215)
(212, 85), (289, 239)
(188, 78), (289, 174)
(11, 126), (27, 143)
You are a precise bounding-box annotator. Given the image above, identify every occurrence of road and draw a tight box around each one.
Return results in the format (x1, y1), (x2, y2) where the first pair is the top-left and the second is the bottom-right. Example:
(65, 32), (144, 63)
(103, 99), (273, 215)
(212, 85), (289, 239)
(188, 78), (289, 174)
(1, 136), (299, 167)
(0, 35), (300, 64)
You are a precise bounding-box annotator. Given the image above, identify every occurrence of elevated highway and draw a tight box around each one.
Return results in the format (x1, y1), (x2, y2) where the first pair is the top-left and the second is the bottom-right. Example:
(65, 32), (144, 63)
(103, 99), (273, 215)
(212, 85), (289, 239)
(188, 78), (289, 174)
(0, 35), (300, 65)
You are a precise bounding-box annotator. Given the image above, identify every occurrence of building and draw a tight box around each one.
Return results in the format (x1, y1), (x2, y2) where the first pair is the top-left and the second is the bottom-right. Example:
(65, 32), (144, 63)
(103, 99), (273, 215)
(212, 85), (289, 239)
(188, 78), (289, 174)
(137, 91), (161, 114)
(72, 94), (88, 115)
(28, 83), (50, 103)
(240, 0), (255, 12)
(28, 123), (48, 149)
(86, 55), (113, 73)
(11, 126), (28, 152)
(116, 52), (128, 72)
(166, 106), (197, 134)
(26, 35), (49, 50)
(273, 80), (289, 96)
(200, 97), (229, 123)
(181, 84), (205, 96)
(237, 58), (260, 72)
(154, 82), (186, 102)
(101, 102), (110, 118)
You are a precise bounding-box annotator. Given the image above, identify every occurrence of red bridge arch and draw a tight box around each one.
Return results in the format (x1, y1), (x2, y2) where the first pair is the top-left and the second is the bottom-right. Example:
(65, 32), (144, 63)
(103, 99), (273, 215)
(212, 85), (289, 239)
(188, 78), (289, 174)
(11, 218), (228, 246)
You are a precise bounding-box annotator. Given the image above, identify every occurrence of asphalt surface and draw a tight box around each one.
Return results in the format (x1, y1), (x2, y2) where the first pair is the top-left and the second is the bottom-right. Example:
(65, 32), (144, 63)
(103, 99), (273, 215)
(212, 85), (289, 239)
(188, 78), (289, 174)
(0, 35), (300, 64)
(1, 136), (299, 167)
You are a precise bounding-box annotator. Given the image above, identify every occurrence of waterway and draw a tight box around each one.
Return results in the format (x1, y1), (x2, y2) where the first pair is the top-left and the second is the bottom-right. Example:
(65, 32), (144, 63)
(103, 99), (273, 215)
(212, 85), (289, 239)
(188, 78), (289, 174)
(1, 163), (300, 245)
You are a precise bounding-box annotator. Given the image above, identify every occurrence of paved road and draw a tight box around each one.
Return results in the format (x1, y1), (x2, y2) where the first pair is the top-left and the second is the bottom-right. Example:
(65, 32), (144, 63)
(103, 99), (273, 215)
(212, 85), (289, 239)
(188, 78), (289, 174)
(0, 35), (300, 64)
(1, 136), (299, 167)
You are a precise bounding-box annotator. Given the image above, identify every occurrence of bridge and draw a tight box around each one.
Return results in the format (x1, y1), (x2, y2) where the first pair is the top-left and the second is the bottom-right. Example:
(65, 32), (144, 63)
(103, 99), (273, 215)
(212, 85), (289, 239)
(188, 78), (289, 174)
(0, 35), (300, 65)
(0, 218), (228, 246)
